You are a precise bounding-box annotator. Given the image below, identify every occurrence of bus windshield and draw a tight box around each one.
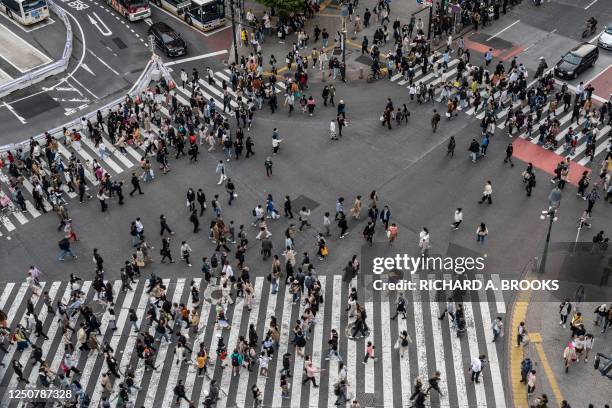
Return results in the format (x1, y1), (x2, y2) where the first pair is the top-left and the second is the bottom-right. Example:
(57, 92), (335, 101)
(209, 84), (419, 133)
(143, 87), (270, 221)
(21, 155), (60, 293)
(22, 0), (47, 12)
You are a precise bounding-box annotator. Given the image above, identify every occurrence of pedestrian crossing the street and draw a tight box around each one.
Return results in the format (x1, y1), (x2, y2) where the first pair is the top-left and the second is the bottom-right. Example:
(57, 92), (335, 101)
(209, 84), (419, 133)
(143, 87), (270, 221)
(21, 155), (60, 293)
(385, 58), (612, 166)
(0, 68), (278, 237)
(0, 275), (509, 407)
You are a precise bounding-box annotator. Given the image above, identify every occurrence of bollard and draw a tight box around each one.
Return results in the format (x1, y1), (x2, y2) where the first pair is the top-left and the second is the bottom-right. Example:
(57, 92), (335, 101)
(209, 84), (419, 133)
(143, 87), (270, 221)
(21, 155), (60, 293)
(321, 70), (326, 82)
(359, 67), (364, 79)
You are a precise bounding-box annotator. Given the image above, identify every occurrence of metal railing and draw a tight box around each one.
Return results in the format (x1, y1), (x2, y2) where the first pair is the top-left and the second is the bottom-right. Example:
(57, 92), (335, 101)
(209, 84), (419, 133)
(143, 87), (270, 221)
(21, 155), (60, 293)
(0, 1), (72, 98)
(0, 54), (172, 155)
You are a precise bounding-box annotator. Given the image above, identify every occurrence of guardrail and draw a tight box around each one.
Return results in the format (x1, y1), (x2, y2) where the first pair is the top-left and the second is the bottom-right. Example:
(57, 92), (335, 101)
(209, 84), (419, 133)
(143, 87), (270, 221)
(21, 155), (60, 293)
(0, 1), (72, 98)
(0, 54), (173, 154)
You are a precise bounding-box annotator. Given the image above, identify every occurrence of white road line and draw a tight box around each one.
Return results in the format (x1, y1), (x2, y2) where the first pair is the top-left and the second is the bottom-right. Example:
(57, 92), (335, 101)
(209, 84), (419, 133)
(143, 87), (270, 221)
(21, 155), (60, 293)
(584, 0), (598, 10)
(2, 102), (27, 124)
(24, 198), (42, 218)
(379, 292), (394, 408)
(48, 282), (92, 375)
(185, 280), (213, 403)
(217, 288), (247, 408)
(288, 294), (306, 407)
(24, 283), (73, 385)
(235, 277), (264, 407)
(55, 142), (99, 186)
(326, 275), (342, 408)
(0, 282), (57, 408)
(411, 276), (428, 380)
(164, 50), (229, 66)
(79, 281), (122, 393)
(476, 274), (506, 408)
(396, 298), (411, 408)
(162, 279), (201, 408)
(463, 301), (487, 406)
(308, 276), (326, 406)
(0, 283), (15, 309)
(347, 278), (357, 400)
(490, 275), (506, 314)
(363, 300), (375, 394)
(428, 275), (449, 407)
(87, 49), (120, 76)
(269, 281), (292, 408)
(487, 20), (520, 41)
(142, 279), (186, 407)
(79, 133), (124, 174)
(198, 79), (239, 109)
(109, 279), (169, 408)
(443, 275), (469, 408)
(0, 214), (16, 232)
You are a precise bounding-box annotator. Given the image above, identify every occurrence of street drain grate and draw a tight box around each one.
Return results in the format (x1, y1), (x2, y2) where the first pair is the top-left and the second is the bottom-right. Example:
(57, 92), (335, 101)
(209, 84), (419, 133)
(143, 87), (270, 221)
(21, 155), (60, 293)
(291, 195), (319, 212)
(112, 37), (128, 50)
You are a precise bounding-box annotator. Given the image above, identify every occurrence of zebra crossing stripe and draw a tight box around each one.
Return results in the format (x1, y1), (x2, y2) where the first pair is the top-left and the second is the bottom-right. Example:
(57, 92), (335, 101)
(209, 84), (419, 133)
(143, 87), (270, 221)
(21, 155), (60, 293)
(0, 283), (15, 309)
(289, 290), (307, 407)
(79, 136), (124, 174)
(114, 279), (170, 408)
(379, 292), (394, 408)
(234, 277), (264, 408)
(89, 280), (139, 406)
(308, 276), (326, 406)
(363, 300), (375, 394)
(20, 179), (52, 213)
(198, 284), (224, 404)
(476, 275), (506, 408)
(326, 275), (343, 408)
(0, 281), (58, 408)
(347, 278), (357, 399)
(0, 214), (16, 232)
(411, 276), (428, 380)
(427, 276), (449, 407)
(443, 274), (469, 408)
(55, 142), (99, 186)
(162, 278), (201, 408)
(104, 135), (138, 169)
(48, 281), (92, 377)
(78, 281), (122, 394)
(269, 281), (294, 408)
(579, 127), (612, 165)
(10, 206), (28, 225)
(462, 301), (487, 405)
(396, 297), (412, 408)
(23, 284), (73, 385)
(142, 278), (186, 407)
(185, 278), (211, 403)
(24, 200), (41, 218)
(216, 282), (247, 408)
(490, 275), (506, 314)
(572, 124), (610, 158)
(198, 79), (239, 109)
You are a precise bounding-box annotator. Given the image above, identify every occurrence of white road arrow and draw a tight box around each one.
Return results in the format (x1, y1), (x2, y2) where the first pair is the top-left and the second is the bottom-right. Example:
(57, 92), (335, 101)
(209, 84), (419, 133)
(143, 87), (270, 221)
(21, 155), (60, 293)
(80, 63), (96, 76)
(144, 18), (153, 25)
(88, 12), (112, 37)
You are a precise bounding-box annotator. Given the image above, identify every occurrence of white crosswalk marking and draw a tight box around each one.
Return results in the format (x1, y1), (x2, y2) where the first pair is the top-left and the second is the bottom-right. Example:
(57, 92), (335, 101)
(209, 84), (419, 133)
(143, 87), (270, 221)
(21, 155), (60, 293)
(427, 275), (449, 407)
(0, 275), (509, 407)
(0, 282), (29, 376)
(363, 300), (375, 394)
(79, 135), (125, 174)
(142, 279), (186, 407)
(476, 274), (506, 408)
(235, 277), (264, 408)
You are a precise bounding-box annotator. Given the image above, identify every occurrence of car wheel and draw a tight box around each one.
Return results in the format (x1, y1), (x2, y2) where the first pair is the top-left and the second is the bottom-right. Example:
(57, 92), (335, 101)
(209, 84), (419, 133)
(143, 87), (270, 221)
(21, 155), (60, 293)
(6, 9), (12, 19)
(186, 16), (192, 25)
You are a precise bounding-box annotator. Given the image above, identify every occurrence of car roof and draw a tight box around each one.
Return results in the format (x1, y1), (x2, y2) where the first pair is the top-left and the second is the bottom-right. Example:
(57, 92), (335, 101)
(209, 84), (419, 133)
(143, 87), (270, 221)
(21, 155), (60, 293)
(569, 43), (597, 57)
(151, 22), (174, 33)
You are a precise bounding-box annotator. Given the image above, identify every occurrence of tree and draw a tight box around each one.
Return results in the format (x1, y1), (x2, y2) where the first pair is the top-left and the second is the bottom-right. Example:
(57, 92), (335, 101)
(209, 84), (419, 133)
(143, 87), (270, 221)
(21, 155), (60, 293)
(254, 0), (305, 13)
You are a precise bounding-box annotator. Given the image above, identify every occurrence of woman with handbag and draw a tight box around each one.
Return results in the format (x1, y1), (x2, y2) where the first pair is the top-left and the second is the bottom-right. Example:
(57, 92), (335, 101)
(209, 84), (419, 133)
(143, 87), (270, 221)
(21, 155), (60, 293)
(563, 341), (577, 373)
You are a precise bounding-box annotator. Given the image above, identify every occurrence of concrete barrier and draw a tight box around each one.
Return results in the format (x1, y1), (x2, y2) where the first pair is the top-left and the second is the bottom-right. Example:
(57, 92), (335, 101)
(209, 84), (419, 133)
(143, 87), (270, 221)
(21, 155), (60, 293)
(0, 1), (73, 98)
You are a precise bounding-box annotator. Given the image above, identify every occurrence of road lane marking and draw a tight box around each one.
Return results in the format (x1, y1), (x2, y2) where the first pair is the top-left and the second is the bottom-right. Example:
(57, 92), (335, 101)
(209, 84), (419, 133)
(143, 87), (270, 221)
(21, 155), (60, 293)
(164, 50), (229, 66)
(2, 102), (26, 124)
(88, 12), (112, 36)
(87, 49), (120, 75)
(487, 19), (520, 41)
(584, 0), (598, 9)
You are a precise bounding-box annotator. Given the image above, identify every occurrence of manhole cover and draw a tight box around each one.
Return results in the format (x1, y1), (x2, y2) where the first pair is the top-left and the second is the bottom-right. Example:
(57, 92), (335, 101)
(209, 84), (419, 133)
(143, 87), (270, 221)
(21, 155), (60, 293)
(355, 55), (373, 66)
(210, 289), (222, 299)
(291, 195), (319, 212)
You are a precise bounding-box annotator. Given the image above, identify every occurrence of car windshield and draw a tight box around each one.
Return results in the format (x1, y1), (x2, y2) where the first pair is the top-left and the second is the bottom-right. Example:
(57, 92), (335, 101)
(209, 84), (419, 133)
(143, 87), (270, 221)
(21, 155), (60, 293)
(22, 0), (47, 12)
(562, 53), (581, 65)
(606, 24), (612, 34)
(161, 33), (176, 43)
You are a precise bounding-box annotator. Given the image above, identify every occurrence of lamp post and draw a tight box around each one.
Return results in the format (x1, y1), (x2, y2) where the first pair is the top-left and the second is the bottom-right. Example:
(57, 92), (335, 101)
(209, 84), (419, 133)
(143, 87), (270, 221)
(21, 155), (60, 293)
(340, 3), (348, 78)
(539, 187), (562, 274)
(229, 0), (239, 64)
(427, 1), (433, 40)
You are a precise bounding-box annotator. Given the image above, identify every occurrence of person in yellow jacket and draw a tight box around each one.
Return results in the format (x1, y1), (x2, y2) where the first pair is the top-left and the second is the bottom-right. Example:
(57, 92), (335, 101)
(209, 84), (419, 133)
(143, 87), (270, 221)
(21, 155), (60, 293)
(196, 350), (208, 377)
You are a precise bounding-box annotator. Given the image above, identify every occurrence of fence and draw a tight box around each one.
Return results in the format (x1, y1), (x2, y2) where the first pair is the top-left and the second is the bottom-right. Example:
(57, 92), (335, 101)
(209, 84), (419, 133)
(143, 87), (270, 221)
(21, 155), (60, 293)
(0, 54), (173, 155)
(0, 1), (72, 98)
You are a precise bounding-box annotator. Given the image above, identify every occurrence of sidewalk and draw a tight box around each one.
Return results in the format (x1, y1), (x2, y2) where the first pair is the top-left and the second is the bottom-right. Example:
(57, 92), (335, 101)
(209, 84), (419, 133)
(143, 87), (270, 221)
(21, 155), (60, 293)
(518, 293), (612, 408)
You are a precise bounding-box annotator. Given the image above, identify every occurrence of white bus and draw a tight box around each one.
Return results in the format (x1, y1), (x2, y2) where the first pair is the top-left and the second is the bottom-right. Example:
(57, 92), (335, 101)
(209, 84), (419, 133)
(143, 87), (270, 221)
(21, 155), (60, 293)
(0, 0), (49, 25)
(153, 0), (225, 33)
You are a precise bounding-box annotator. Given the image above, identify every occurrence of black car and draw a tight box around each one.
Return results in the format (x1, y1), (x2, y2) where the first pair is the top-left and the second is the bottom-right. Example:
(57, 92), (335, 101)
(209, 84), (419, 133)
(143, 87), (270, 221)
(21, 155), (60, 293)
(554, 43), (598, 79)
(147, 22), (187, 58)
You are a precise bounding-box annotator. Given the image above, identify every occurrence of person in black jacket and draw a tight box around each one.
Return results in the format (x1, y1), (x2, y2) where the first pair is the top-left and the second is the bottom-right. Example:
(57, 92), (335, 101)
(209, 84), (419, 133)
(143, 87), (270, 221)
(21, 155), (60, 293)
(173, 380), (192, 405)
(129, 173), (143, 196)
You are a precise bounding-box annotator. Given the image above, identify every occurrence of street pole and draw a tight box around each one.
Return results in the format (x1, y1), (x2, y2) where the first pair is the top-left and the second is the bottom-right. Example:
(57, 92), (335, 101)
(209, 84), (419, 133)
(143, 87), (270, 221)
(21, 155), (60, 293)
(427, 3), (433, 40)
(229, 0), (239, 65)
(539, 207), (557, 274)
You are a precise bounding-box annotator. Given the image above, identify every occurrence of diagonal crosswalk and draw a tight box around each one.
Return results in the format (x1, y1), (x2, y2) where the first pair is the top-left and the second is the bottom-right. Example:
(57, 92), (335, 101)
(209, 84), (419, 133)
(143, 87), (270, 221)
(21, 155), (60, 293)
(0, 274), (510, 407)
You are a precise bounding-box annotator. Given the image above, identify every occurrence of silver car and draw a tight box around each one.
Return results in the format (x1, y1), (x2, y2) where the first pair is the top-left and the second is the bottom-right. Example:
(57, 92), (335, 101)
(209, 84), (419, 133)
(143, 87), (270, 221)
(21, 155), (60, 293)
(598, 23), (612, 50)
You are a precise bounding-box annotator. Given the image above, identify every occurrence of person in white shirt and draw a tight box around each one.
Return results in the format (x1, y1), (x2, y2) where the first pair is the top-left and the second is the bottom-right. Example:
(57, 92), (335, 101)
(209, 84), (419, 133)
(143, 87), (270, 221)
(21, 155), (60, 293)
(451, 208), (463, 230)
(418, 227), (430, 255)
(180, 241), (192, 267)
(470, 355), (485, 383)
